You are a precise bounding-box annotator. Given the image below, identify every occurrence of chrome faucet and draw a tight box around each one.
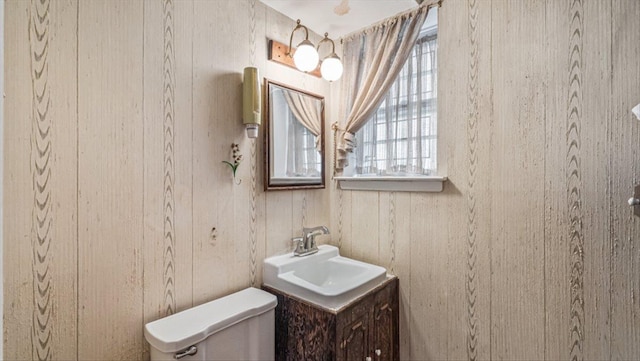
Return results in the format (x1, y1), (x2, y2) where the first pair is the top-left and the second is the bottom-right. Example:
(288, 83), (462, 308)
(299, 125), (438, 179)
(292, 226), (330, 256)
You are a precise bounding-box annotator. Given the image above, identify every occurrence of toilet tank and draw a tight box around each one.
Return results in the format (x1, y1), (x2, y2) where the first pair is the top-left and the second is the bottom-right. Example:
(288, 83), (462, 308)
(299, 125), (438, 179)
(144, 287), (277, 361)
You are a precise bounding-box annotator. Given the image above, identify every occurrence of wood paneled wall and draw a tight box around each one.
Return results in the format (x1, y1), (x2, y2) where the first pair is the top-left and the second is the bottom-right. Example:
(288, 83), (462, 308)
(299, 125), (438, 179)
(4, 0), (640, 360)
(330, 0), (640, 360)
(3, 0), (329, 359)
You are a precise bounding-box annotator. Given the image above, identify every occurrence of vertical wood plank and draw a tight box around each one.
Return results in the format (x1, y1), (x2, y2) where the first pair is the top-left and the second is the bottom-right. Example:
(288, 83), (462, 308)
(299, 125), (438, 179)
(581, 0), (613, 357)
(392, 193), (412, 359)
(172, 0), (195, 313)
(378, 192), (391, 269)
(4, 1), (33, 358)
(246, 0), (260, 287)
(5, 0), (79, 359)
(292, 190), (305, 231)
(566, 2), (587, 359)
(339, 189), (353, 256)
(142, 0), (196, 350)
(142, 0), (170, 338)
(543, 0), (571, 359)
(465, 0), (493, 358)
(439, 0), (484, 359)
(77, 1), (144, 359)
(610, 0), (640, 358)
(350, 191), (379, 264)
(28, 0), (56, 355)
(317, 188), (332, 229)
(303, 189), (331, 248)
(328, 42), (344, 252)
(409, 193), (448, 360)
(45, 1), (79, 359)
(577, 0), (612, 359)
(231, 1), (254, 292)
(265, 192), (294, 256)
(444, 2), (478, 360)
(251, 0), (268, 285)
(408, 194), (429, 360)
(160, 0), (178, 318)
(445, 185), (467, 361)
(490, 1), (547, 359)
(191, 0), (236, 304)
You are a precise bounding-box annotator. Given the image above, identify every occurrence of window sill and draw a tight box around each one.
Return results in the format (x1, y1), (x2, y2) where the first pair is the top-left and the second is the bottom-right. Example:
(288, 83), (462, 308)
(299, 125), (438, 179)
(334, 176), (447, 192)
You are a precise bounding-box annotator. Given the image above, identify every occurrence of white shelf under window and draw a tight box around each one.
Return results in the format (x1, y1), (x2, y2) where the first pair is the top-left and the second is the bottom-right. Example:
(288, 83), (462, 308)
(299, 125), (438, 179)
(334, 175), (447, 192)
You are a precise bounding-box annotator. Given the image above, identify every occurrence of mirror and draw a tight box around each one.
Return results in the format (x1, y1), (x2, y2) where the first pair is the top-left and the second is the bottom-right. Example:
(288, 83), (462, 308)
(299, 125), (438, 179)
(265, 79), (325, 190)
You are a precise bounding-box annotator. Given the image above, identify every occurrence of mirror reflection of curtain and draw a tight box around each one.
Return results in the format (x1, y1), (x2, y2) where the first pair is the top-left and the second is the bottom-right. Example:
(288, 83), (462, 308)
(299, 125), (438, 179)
(282, 91), (323, 151)
(285, 108), (321, 177)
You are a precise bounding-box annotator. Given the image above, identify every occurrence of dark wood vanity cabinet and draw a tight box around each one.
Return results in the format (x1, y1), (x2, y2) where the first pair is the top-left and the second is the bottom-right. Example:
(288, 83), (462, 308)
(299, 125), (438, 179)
(264, 277), (399, 361)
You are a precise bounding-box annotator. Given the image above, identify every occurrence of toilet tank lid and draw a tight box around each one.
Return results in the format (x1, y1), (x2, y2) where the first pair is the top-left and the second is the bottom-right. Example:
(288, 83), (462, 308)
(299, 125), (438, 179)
(144, 287), (277, 353)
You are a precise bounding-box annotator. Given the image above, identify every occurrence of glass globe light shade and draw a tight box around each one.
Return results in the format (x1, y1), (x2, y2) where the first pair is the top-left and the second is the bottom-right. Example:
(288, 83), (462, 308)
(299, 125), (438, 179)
(320, 54), (343, 82)
(293, 40), (319, 72)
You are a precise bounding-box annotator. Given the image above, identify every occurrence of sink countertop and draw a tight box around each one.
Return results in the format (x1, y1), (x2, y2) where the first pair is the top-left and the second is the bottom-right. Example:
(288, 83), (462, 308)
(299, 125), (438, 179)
(263, 245), (388, 311)
(264, 275), (397, 314)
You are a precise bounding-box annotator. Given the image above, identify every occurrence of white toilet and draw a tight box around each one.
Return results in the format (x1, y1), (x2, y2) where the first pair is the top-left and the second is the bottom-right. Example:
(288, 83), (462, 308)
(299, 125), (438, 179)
(144, 287), (277, 361)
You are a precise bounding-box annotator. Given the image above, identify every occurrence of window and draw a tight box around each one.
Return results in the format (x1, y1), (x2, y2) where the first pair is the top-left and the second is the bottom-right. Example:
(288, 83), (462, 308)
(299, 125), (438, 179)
(351, 22), (437, 177)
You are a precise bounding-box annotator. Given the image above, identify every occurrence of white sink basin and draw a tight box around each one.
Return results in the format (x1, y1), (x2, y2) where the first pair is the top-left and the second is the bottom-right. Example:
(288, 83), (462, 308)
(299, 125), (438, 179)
(263, 245), (387, 311)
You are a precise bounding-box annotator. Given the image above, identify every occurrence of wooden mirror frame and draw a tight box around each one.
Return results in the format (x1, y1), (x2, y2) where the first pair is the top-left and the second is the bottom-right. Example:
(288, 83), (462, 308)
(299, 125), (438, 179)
(264, 79), (325, 191)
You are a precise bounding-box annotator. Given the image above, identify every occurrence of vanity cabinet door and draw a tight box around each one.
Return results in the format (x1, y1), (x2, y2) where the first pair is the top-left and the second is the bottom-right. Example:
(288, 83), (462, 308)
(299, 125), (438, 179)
(265, 277), (398, 361)
(339, 314), (369, 361)
(337, 295), (371, 361)
(336, 278), (398, 361)
(370, 279), (399, 361)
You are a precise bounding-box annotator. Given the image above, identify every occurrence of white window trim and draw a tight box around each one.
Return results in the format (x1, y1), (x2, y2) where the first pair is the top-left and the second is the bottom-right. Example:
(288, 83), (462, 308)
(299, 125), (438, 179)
(334, 176), (447, 192)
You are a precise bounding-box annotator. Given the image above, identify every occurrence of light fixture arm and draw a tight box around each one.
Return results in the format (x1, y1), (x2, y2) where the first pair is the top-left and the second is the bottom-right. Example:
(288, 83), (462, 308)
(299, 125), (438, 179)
(287, 20), (310, 57)
(317, 33), (336, 55)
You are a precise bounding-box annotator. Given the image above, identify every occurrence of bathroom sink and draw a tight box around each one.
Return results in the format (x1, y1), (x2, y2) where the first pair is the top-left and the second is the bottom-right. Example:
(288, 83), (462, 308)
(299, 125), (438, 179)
(263, 245), (387, 311)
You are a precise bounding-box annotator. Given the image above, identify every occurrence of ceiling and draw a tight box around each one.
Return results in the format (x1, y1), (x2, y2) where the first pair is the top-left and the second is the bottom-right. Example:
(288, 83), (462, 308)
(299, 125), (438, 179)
(259, 0), (420, 38)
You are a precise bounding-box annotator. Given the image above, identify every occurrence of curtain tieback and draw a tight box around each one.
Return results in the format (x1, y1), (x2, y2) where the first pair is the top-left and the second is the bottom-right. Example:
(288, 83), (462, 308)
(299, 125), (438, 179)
(331, 123), (354, 138)
(332, 123), (356, 155)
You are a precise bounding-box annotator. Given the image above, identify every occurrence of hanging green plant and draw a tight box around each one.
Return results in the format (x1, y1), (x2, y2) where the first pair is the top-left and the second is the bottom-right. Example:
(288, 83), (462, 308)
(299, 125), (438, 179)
(222, 143), (243, 183)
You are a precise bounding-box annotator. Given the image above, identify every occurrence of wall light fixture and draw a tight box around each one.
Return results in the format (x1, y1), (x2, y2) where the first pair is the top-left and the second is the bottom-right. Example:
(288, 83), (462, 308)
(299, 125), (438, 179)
(287, 20), (319, 72)
(269, 20), (343, 82)
(317, 33), (343, 82)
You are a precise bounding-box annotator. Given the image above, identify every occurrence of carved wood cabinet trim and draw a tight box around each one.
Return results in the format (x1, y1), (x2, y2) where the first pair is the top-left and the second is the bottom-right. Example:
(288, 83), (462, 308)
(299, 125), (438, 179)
(264, 276), (399, 361)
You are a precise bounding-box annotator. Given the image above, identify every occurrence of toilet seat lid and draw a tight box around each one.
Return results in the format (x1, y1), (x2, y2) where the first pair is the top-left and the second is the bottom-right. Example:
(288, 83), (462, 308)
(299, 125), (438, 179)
(144, 287), (277, 353)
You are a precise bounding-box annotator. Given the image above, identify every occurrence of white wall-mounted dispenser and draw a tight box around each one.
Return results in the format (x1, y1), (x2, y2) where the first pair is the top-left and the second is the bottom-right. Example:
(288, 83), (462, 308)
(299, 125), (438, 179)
(243, 67), (261, 138)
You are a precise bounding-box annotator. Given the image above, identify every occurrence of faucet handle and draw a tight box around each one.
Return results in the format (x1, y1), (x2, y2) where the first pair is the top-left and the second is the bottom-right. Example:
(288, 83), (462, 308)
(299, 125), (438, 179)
(292, 237), (304, 253)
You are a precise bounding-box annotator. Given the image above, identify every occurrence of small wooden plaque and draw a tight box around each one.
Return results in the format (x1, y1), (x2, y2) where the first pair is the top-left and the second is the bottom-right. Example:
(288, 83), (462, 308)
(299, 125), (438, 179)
(268, 39), (322, 78)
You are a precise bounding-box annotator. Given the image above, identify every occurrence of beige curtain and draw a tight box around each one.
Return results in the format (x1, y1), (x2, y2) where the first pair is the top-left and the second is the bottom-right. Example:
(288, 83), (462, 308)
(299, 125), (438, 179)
(334, 2), (435, 173)
(355, 35), (438, 175)
(283, 91), (323, 151)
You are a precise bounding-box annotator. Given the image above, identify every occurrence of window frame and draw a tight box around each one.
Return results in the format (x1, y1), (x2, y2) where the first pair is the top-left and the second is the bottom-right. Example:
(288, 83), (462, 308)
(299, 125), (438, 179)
(336, 15), (446, 192)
